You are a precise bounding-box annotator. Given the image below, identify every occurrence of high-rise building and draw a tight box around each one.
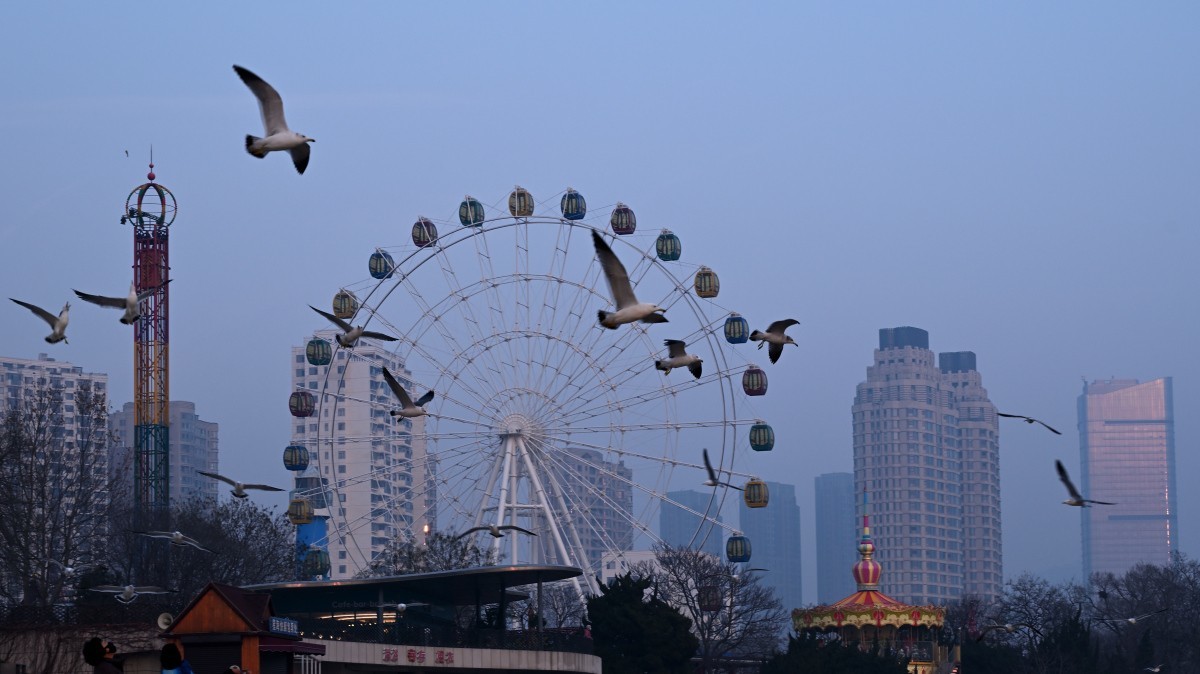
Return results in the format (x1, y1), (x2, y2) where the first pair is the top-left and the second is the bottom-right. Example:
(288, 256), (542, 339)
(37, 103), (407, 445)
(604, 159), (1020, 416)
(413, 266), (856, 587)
(292, 331), (430, 578)
(852, 327), (1001, 605)
(738, 481), (802, 612)
(549, 447), (634, 571)
(1078, 378), (1177, 578)
(814, 472), (857, 603)
(109, 400), (219, 505)
(661, 489), (724, 558)
(1, 353), (110, 432)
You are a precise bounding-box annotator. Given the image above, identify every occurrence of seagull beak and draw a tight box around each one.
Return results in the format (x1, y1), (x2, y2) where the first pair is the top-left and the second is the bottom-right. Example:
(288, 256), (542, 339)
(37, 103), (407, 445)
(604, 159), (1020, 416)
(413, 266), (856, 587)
(307, 138), (316, 143)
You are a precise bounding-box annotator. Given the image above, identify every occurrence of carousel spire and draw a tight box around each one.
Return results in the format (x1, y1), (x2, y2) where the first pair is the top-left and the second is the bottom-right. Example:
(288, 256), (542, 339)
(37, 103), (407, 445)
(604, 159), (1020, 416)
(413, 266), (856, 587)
(852, 491), (883, 591)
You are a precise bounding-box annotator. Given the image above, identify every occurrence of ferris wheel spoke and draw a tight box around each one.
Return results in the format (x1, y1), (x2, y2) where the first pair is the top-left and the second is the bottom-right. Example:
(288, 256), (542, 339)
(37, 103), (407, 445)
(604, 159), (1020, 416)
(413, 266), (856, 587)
(537, 448), (661, 549)
(560, 364), (742, 425)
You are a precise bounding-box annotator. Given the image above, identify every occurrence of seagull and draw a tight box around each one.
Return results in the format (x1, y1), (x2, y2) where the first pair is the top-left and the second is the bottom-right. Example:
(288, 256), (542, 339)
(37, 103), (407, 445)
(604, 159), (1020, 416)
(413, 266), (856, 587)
(88, 584), (173, 604)
(310, 305), (398, 347)
(592, 229), (667, 329)
(655, 339), (702, 379)
(975, 623), (1043, 641)
(749, 319), (800, 364)
(46, 559), (102, 576)
(1145, 665), (1166, 672)
(380, 602), (429, 615)
(73, 280), (170, 324)
(197, 470), (285, 499)
(454, 524), (537, 541)
(233, 65), (315, 174)
(131, 530), (213, 553)
(998, 412), (1062, 435)
(10, 299), (69, 343)
(1100, 608), (1168, 625)
(702, 448), (743, 491)
(1056, 460), (1115, 507)
(382, 367), (434, 418)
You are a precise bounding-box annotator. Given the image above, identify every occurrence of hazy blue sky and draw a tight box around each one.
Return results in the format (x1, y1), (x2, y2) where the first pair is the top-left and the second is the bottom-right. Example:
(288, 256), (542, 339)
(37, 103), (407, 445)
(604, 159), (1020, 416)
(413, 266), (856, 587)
(2, 3), (1197, 598)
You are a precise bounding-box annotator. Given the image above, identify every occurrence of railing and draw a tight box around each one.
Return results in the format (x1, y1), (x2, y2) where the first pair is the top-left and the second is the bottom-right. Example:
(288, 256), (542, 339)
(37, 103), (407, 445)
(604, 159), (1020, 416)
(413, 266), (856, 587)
(295, 618), (594, 655)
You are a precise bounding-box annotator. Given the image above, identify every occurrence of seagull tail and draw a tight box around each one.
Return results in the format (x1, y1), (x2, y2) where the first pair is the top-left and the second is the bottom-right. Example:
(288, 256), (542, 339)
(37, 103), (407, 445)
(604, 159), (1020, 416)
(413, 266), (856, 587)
(654, 360), (669, 372)
(245, 135), (268, 158)
(597, 310), (618, 329)
(749, 330), (764, 341)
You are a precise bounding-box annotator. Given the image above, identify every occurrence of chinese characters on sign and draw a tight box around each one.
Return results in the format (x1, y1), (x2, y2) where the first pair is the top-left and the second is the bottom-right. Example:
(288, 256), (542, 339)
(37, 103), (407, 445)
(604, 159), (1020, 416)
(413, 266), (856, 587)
(394, 648), (454, 665)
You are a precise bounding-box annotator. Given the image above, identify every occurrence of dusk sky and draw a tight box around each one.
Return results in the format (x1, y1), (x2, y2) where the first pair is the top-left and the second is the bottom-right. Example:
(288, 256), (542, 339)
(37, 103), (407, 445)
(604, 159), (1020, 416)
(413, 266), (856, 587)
(2, 3), (1196, 598)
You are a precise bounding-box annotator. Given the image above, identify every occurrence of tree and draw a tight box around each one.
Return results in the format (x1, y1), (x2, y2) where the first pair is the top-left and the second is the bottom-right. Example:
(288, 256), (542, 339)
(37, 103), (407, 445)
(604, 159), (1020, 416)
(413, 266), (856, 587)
(762, 635), (910, 674)
(0, 382), (125, 613)
(631, 544), (786, 671)
(356, 531), (496, 577)
(587, 572), (697, 674)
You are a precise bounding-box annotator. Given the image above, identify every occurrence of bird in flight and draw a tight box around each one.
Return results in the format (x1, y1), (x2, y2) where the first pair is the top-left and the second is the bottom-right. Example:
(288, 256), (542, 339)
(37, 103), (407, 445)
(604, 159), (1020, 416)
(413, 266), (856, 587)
(46, 559), (102, 576)
(1056, 460), (1114, 507)
(454, 524), (537, 541)
(1099, 608), (1168, 625)
(702, 448), (743, 491)
(380, 602), (429, 615)
(310, 305), (398, 347)
(998, 412), (1062, 435)
(383, 367), (434, 418)
(1144, 665), (1166, 672)
(88, 584), (173, 604)
(592, 229), (667, 329)
(197, 470), (285, 499)
(10, 299), (70, 344)
(131, 530), (213, 553)
(749, 319), (800, 364)
(73, 280), (170, 325)
(975, 623), (1043, 641)
(655, 339), (702, 379)
(233, 65), (315, 174)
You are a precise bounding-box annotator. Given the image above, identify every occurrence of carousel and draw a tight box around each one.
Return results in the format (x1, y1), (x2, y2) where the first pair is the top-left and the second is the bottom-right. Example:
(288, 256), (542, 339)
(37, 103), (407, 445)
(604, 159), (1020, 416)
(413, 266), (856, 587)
(793, 500), (946, 674)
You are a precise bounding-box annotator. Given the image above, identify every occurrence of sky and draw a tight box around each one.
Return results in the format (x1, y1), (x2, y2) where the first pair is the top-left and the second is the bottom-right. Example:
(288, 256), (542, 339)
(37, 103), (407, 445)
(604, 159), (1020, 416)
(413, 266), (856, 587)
(1, 3), (1197, 599)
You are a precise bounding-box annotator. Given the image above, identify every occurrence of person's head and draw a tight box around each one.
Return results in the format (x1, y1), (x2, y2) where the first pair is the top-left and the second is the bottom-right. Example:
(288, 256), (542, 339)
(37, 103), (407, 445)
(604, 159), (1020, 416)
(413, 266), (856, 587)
(160, 643), (183, 669)
(82, 638), (106, 666)
(224, 666), (243, 674)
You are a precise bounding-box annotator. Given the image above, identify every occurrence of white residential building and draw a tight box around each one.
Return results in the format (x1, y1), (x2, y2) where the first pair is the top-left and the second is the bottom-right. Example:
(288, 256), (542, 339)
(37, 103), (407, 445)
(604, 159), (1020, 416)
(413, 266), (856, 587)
(108, 400), (219, 505)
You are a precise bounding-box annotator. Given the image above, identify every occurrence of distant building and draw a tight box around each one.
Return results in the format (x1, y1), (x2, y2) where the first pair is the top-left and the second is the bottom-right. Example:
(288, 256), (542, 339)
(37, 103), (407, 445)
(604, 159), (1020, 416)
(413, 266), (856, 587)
(661, 489), (724, 559)
(109, 400), (219, 505)
(549, 447), (634, 572)
(851, 327), (1002, 605)
(815, 472), (857, 603)
(291, 331), (430, 579)
(1078, 378), (1177, 578)
(738, 481), (803, 612)
(599, 549), (659, 585)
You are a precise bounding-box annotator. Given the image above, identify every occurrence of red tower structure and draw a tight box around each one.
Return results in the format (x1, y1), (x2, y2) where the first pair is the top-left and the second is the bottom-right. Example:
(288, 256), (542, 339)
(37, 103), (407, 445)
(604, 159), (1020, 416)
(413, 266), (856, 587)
(122, 162), (176, 512)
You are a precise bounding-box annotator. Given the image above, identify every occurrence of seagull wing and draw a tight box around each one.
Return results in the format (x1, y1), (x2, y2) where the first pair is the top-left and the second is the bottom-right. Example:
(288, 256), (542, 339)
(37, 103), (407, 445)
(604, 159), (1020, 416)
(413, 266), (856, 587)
(233, 65), (289, 135)
(454, 526), (489, 541)
(310, 305), (353, 331)
(725, 481), (745, 491)
(89, 585), (126, 593)
(768, 342), (784, 364)
(1056, 460), (1084, 501)
(382, 368), (415, 407)
(500, 525), (538, 537)
(136, 279), (172, 301)
(702, 448), (717, 483)
(179, 535), (214, 553)
(664, 339), (687, 358)
(414, 390), (435, 407)
(592, 230), (637, 309)
(72, 290), (127, 309)
(198, 470), (238, 487)
(767, 318), (800, 334)
(289, 143), (311, 175)
(688, 360), (702, 379)
(242, 483), (285, 492)
(360, 330), (398, 341)
(998, 412), (1033, 422)
(10, 299), (58, 327)
(1085, 498), (1116, 505)
(1036, 419), (1063, 435)
(132, 586), (171, 594)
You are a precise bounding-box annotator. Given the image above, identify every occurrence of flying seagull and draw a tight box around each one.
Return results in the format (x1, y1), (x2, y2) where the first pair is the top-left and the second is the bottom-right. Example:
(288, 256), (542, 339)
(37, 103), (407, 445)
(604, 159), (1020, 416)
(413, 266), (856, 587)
(998, 412), (1062, 435)
(702, 448), (743, 491)
(88, 584), (173, 604)
(46, 559), (102, 576)
(655, 339), (702, 379)
(1099, 608), (1168, 625)
(380, 602), (429, 615)
(131, 530), (213, 553)
(73, 280), (170, 324)
(592, 229), (667, 329)
(749, 319), (800, 364)
(382, 367), (434, 418)
(455, 524), (537, 541)
(1145, 665), (1166, 672)
(233, 65), (315, 174)
(310, 305), (398, 347)
(197, 470), (285, 499)
(10, 299), (69, 343)
(1056, 460), (1114, 507)
(976, 623), (1043, 641)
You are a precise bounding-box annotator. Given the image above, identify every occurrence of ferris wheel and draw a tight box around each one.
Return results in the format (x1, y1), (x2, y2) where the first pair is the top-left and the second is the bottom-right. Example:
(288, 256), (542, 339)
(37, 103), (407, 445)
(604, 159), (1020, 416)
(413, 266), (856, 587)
(287, 186), (777, 597)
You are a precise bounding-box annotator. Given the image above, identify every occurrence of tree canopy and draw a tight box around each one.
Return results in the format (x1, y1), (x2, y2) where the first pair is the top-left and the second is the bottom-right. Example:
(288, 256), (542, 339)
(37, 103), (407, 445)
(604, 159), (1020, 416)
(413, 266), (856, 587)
(587, 572), (698, 674)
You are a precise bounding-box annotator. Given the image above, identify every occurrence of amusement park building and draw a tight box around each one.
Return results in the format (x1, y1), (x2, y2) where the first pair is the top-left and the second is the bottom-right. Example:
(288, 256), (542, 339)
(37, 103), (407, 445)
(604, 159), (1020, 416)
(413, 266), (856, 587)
(852, 327), (1002, 605)
(290, 331), (432, 578)
(109, 400), (219, 505)
(1078, 377), (1177, 578)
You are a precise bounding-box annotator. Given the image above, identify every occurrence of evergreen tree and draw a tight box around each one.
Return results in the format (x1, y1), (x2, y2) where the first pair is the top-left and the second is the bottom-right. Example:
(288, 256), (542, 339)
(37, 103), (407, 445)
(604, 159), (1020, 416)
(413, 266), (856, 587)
(588, 573), (698, 674)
